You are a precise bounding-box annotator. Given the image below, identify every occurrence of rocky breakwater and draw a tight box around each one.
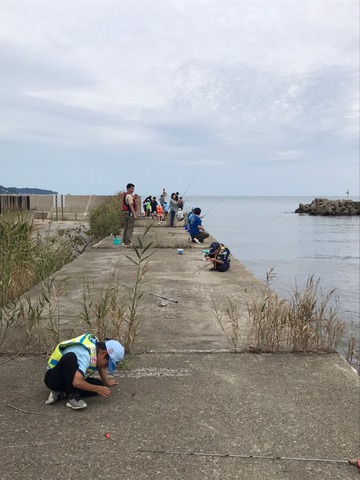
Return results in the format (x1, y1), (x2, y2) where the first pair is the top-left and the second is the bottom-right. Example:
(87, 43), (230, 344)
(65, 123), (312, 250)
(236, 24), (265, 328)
(295, 198), (360, 216)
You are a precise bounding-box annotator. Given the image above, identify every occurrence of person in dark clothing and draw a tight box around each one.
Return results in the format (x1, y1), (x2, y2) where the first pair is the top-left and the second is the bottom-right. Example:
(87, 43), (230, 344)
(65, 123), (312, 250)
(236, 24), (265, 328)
(150, 197), (158, 217)
(205, 242), (231, 271)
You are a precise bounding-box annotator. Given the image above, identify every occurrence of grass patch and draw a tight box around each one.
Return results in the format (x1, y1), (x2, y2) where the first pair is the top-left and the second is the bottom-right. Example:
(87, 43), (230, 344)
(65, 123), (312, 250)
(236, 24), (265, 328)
(213, 269), (346, 354)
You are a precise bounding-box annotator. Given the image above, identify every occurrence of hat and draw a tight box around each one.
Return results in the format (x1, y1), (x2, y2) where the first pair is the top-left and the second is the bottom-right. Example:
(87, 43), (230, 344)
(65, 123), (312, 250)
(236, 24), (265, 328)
(105, 340), (125, 375)
(209, 242), (220, 254)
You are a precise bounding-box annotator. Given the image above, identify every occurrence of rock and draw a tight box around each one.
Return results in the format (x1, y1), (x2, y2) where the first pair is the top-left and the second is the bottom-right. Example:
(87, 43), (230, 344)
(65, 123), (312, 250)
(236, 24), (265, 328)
(295, 199), (359, 216)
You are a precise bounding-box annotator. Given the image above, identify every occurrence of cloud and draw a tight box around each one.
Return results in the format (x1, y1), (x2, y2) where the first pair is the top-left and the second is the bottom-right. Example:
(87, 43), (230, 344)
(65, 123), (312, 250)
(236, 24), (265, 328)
(0, 0), (358, 195)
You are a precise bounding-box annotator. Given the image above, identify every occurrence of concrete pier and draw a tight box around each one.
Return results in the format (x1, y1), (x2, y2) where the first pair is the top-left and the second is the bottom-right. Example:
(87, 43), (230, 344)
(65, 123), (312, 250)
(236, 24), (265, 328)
(1, 222), (359, 480)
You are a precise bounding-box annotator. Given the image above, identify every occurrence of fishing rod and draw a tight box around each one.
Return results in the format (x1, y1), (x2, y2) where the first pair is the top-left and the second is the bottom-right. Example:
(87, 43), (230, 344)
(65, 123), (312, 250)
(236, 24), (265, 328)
(137, 448), (357, 468)
(202, 189), (236, 218)
(181, 172), (201, 198)
(121, 283), (178, 303)
(190, 257), (214, 275)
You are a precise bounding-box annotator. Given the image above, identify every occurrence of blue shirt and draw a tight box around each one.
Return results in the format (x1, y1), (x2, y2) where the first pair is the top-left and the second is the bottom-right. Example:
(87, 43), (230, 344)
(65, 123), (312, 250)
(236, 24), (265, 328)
(189, 215), (202, 237)
(62, 345), (92, 375)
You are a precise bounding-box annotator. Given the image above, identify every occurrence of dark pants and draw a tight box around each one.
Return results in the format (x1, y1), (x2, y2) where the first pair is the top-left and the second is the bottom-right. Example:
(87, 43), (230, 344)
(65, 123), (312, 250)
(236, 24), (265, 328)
(44, 353), (103, 398)
(192, 231), (209, 243)
(216, 264), (230, 272)
(170, 210), (176, 226)
(123, 212), (135, 244)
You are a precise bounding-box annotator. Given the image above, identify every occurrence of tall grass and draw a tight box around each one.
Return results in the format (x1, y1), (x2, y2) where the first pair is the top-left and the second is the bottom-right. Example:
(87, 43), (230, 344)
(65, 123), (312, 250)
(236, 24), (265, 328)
(0, 214), (35, 305)
(0, 214), (155, 356)
(0, 213), (88, 308)
(213, 269), (346, 354)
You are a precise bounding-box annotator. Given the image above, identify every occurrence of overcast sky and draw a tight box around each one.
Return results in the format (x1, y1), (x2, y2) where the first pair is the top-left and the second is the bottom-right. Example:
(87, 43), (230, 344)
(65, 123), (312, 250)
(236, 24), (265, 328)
(0, 0), (359, 197)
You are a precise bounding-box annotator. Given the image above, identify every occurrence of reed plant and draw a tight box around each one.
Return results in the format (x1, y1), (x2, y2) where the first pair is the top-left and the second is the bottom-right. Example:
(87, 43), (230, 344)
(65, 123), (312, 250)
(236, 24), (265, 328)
(122, 226), (155, 354)
(0, 213), (89, 308)
(345, 324), (360, 371)
(79, 272), (126, 341)
(0, 213), (35, 306)
(0, 213), (91, 351)
(0, 276), (69, 353)
(212, 297), (243, 352)
(213, 269), (345, 354)
(77, 226), (155, 353)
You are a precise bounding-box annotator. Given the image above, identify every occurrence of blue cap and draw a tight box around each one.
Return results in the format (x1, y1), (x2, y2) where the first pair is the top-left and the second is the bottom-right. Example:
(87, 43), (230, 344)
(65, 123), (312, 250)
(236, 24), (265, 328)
(105, 340), (125, 375)
(209, 242), (220, 254)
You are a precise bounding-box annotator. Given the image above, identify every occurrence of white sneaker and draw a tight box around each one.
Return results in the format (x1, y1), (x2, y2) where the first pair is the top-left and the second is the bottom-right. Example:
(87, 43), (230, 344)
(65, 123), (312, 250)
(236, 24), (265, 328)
(66, 395), (87, 410)
(193, 238), (201, 244)
(45, 390), (65, 405)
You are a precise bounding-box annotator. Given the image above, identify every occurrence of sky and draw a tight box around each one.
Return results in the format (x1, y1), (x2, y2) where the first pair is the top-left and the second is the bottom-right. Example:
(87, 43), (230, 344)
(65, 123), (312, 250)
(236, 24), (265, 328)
(0, 0), (359, 198)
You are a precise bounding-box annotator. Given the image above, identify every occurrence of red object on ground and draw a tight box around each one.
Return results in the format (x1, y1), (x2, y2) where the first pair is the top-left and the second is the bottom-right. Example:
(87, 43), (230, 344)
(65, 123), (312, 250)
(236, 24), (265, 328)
(105, 433), (111, 438)
(349, 459), (360, 470)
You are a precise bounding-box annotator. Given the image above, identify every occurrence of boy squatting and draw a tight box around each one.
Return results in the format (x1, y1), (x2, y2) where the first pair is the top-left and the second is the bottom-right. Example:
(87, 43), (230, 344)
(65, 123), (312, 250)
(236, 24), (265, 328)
(205, 242), (231, 272)
(44, 333), (124, 410)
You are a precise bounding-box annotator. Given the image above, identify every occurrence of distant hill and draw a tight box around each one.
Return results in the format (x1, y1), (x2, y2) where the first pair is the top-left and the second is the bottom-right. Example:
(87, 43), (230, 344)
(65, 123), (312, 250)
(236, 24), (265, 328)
(0, 185), (58, 195)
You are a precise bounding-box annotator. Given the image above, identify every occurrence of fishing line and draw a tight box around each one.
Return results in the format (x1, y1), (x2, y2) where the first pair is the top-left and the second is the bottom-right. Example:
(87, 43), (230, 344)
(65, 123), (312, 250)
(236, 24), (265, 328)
(202, 189), (237, 218)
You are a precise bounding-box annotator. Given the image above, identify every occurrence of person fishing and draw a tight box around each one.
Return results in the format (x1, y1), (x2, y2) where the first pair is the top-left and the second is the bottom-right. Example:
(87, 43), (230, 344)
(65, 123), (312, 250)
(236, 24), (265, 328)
(188, 207), (209, 243)
(205, 242), (231, 271)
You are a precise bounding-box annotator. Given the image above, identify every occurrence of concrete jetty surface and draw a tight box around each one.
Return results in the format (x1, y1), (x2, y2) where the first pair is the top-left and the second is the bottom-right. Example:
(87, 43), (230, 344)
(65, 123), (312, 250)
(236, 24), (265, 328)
(1, 222), (359, 480)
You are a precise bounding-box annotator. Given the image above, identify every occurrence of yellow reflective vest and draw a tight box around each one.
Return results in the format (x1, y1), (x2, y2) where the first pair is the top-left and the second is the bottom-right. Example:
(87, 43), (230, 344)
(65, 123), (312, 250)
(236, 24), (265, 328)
(47, 333), (98, 378)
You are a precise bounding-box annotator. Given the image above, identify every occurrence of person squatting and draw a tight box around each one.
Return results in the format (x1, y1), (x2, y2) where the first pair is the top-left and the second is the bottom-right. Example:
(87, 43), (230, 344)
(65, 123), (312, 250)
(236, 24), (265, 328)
(44, 333), (124, 410)
(205, 242), (231, 272)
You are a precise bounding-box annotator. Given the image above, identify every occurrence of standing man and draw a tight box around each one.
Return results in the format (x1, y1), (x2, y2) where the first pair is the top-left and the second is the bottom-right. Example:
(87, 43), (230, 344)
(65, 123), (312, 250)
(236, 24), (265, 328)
(122, 183), (138, 247)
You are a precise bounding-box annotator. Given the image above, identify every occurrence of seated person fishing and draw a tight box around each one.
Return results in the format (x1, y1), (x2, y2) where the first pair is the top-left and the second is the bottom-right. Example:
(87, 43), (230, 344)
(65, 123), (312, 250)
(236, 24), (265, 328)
(188, 207), (209, 243)
(44, 333), (124, 410)
(205, 242), (231, 272)
(175, 208), (184, 221)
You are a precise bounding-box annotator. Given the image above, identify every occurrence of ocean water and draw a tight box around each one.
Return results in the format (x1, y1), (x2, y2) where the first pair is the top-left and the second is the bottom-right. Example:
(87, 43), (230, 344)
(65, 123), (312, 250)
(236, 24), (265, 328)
(185, 196), (360, 357)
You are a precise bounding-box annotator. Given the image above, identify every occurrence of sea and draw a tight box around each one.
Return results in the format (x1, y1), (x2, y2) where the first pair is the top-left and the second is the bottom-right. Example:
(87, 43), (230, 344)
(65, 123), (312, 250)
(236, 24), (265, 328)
(185, 196), (360, 361)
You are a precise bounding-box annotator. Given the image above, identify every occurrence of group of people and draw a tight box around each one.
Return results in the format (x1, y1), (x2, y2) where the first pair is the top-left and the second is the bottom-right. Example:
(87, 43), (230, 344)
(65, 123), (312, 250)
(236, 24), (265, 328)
(187, 206), (231, 272)
(43, 182), (231, 411)
(121, 183), (231, 272)
(140, 191), (186, 228)
(142, 195), (168, 223)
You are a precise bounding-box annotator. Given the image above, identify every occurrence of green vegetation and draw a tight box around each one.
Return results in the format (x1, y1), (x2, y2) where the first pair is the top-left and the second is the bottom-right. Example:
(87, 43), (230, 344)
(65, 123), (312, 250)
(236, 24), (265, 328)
(88, 192), (124, 238)
(213, 269), (346, 355)
(0, 213), (88, 307)
(0, 212), (89, 352)
(0, 208), (153, 356)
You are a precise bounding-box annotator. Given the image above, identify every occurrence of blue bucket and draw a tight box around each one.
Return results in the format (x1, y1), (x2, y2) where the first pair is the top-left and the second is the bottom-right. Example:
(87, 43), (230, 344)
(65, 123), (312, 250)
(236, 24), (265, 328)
(113, 238), (121, 245)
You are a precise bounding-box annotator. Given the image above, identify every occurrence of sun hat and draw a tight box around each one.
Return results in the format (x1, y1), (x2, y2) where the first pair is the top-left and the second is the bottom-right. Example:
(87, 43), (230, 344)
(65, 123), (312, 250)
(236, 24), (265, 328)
(105, 340), (125, 375)
(209, 242), (220, 254)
